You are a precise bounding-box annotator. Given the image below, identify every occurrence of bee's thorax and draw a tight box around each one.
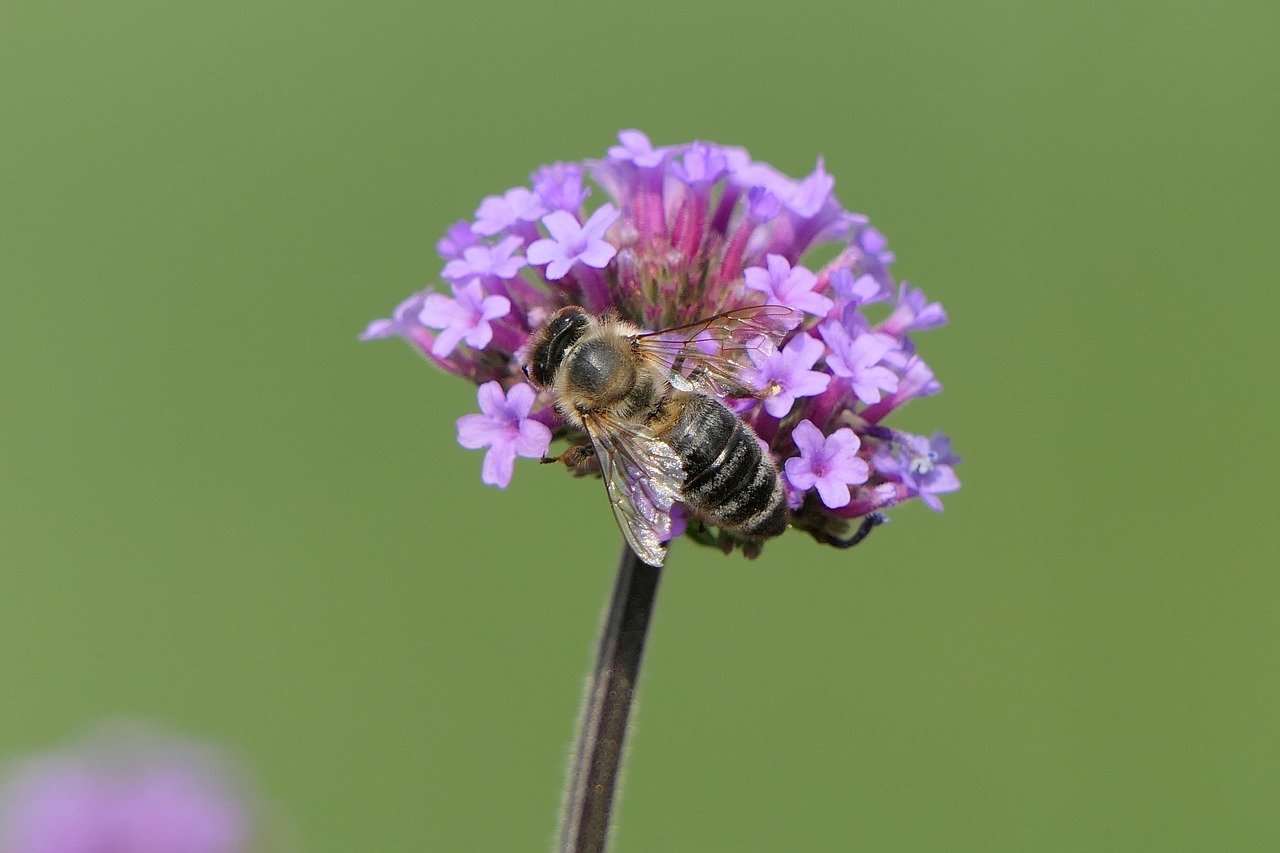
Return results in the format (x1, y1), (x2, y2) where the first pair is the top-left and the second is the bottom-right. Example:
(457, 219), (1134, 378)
(562, 337), (635, 404)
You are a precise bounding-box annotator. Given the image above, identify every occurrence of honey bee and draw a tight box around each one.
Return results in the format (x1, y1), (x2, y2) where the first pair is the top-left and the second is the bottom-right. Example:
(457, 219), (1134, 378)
(524, 305), (798, 567)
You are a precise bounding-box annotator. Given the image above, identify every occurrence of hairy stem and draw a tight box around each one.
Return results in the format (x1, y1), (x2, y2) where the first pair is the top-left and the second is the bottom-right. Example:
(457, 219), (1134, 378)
(559, 544), (663, 853)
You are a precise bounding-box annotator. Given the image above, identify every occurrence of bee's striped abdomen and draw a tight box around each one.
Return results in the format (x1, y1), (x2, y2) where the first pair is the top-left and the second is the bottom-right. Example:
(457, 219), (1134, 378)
(664, 394), (787, 538)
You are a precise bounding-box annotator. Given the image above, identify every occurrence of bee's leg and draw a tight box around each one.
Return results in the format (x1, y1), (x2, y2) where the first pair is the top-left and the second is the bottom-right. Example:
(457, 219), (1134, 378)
(684, 518), (718, 548)
(814, 512), (886, 549)
(541, 443), (592, 464)
(542, 442), (600, 477)
(715, 527), (734, 555)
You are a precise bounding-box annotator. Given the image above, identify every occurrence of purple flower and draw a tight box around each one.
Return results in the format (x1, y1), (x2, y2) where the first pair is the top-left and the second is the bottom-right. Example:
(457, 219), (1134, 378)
(732, 157), (836, 222)
(670, 143), (728, 187)
(784, 157), (835, 219)
(419, 279), (510, 357)
(854, 223), (896, 275)
(743, 254), (834, 317)
(873, 431), (961, 511)
(456, 382), (552, 488)
(0, 726), (257, 853)
(829, 267), (886, 309)
(783, 420), (870, 509)
(745, 186), (781, 221)
(532, 163), (590, 211)
(818, 320), (899, 405)
(879, 282), (948, 336)
(472, 188), (547, 237)
(526, 205), (620, 281)
(441, 234), (526, 282)
(858, 225), (892, 259)
(607, 129), (667, 168)
(730, 159), (794, 198)
(365, 130), (959, 557)
(436, 220), (479, 260)
(360, 292), (426, 342)
(887, 350), (942, 397)
(924, 431), (961, 468)
(747, 333), (831, 418)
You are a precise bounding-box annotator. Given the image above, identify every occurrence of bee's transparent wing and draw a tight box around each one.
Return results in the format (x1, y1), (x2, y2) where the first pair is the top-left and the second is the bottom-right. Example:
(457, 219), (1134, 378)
(581, 412), (684, 567)
(634, 305), (801, 398)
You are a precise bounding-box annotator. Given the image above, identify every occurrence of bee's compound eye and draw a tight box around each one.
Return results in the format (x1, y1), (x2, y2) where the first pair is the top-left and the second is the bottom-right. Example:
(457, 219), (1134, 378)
(531, 309), (589, 386)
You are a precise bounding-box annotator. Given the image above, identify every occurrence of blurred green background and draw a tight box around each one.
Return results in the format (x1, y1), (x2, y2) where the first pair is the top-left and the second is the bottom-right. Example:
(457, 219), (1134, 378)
(2, 1), (1277, 850)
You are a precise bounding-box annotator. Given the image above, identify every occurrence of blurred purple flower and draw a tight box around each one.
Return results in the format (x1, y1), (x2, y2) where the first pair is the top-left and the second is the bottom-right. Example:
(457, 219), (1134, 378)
(879, 282), (948, 336)
(670, 143), (728, 187)
(435, 220), (479, 260)
(0, 727), (258, 853)
(532, 163), (590, 211)
(784, 158), (835, 219)
(745, 186), (781, 222)
(829, 267), (885, 309)
(873, 431), (962, 511)
(360, 292), (426, 343)
(472, 188), (547, 237)
(607, 129), (667, 168)
(857, 225), (893, 264)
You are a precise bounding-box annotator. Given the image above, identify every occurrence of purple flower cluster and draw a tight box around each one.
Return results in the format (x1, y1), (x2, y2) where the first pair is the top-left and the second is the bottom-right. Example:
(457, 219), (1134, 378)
(0, 727), (256, 853)
(364, 130), (960, 552)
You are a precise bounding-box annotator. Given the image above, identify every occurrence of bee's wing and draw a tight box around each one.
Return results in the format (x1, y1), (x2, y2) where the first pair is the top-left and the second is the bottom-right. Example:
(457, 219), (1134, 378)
(581, 411), (685, 567)
(633, 305), (801, 398)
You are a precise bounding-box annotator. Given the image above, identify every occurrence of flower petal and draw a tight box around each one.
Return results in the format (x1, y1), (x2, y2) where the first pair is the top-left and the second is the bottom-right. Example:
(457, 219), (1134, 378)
(581, 204), (621, 240)
(457, 413), (503, 449)
(475, 381), (507, 416)
(481, 445), (517, 488)
(479, 294), (511, 322)
(790, 420), (826, 456)
(783, 456), (816, 491)
(430, 326), (465, 357)
(577, 240), (618, 269)
(540, 210), (582, 244)
(504, 383), (538, 418)
(545, 257), (573, 281)
(814, 476), (851, 509)
(463, 321), (493, 351)
(526, 238), (560, 266)
(515, 419), (552, 458)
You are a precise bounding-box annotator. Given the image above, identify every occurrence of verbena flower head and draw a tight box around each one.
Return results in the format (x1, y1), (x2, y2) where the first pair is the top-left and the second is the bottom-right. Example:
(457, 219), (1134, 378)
(364, 130), (961, 555)
(0, 726), (257, 853)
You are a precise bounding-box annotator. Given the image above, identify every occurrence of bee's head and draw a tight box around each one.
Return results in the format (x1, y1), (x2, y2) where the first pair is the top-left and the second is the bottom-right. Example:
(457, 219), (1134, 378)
(525, 306), (590, 388)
